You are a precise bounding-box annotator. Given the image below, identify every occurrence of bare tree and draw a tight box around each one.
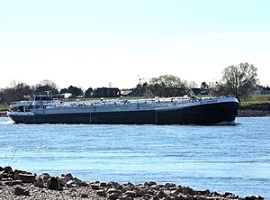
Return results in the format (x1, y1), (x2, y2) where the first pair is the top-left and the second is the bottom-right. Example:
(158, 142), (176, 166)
(221, 63), (259, 100)
(188, 81), (198, 89)
(1, 81), (32, 104)
(34, 79), (59, 94)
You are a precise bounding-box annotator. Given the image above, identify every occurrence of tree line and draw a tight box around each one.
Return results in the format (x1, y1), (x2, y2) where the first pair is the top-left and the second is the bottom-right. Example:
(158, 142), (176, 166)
(0, 62), (263, 105)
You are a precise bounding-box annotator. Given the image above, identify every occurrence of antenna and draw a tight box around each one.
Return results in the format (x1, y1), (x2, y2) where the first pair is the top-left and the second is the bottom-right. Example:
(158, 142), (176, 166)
(137, 75), (142, 84)
(137, 75), (148, 85)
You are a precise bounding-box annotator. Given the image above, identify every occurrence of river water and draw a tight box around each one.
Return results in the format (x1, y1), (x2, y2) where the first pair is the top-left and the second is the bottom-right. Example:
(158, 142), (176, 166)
(0, 117), (269, 198)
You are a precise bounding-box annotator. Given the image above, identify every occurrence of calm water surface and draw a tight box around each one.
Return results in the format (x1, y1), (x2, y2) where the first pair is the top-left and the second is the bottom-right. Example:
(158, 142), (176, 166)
(0, 117), (269, 198)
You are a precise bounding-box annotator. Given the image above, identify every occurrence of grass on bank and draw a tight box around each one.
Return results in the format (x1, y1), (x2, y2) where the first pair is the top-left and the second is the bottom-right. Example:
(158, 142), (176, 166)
(0, 103), (8, 112)
(240, 94), (270, 108)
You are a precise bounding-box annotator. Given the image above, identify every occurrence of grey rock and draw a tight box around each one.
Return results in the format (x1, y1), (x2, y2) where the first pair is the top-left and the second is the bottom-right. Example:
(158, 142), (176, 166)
(47, 177), (59, 190)
(14, 186), (29, 196)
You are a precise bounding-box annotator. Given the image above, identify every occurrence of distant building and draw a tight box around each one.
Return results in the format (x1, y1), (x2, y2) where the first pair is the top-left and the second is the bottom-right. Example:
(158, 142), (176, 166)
(63, 93), (72, 98)
(251, 87), (264, 95)
(120, 89), (133, 97)
(189, 88), (215, 97)
(189, 88), (210, 96)
(188, 88), (201, 97)
(262, 90), (270, 94)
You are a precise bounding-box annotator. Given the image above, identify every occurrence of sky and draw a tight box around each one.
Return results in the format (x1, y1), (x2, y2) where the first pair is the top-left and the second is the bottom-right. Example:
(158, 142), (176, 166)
(1, 0), (270, 91)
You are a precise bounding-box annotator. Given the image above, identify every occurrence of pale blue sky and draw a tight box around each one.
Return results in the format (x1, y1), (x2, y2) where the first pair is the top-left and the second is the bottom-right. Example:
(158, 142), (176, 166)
(1, 0), (270, 90)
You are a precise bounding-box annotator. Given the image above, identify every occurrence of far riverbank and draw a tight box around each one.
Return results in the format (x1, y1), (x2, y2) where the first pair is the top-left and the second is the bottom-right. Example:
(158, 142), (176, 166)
(238, 102), (270, 117)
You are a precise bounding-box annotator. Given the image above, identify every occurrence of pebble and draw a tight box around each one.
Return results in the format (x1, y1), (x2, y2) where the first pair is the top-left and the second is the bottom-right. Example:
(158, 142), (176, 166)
(0, 166), (264, 200)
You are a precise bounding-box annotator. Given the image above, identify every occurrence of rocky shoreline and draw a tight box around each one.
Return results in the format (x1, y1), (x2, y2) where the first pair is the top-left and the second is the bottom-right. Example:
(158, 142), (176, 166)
(0, 111), (7, 117)
(237, 103), (270, 117)
(237, 108), (270, 117)
(0, 166), (264, 200)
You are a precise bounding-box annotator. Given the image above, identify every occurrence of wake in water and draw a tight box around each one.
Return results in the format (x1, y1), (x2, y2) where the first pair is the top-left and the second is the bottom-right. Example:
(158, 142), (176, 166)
(0, 119), (14, 125)
(182, 121), (238, 126)
(215, 121), (237, 126)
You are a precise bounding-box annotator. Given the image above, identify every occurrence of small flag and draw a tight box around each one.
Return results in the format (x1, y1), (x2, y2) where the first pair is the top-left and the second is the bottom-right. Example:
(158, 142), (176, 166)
(23, 93), (29, 99)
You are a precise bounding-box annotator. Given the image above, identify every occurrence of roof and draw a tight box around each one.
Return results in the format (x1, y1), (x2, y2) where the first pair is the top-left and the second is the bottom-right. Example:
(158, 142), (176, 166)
(191, 88), (201, 95)
(120, 90), (132, 96)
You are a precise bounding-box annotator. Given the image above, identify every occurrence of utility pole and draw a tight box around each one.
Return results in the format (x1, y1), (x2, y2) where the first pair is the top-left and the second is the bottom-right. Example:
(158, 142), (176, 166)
(137, 75), (147, 85)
